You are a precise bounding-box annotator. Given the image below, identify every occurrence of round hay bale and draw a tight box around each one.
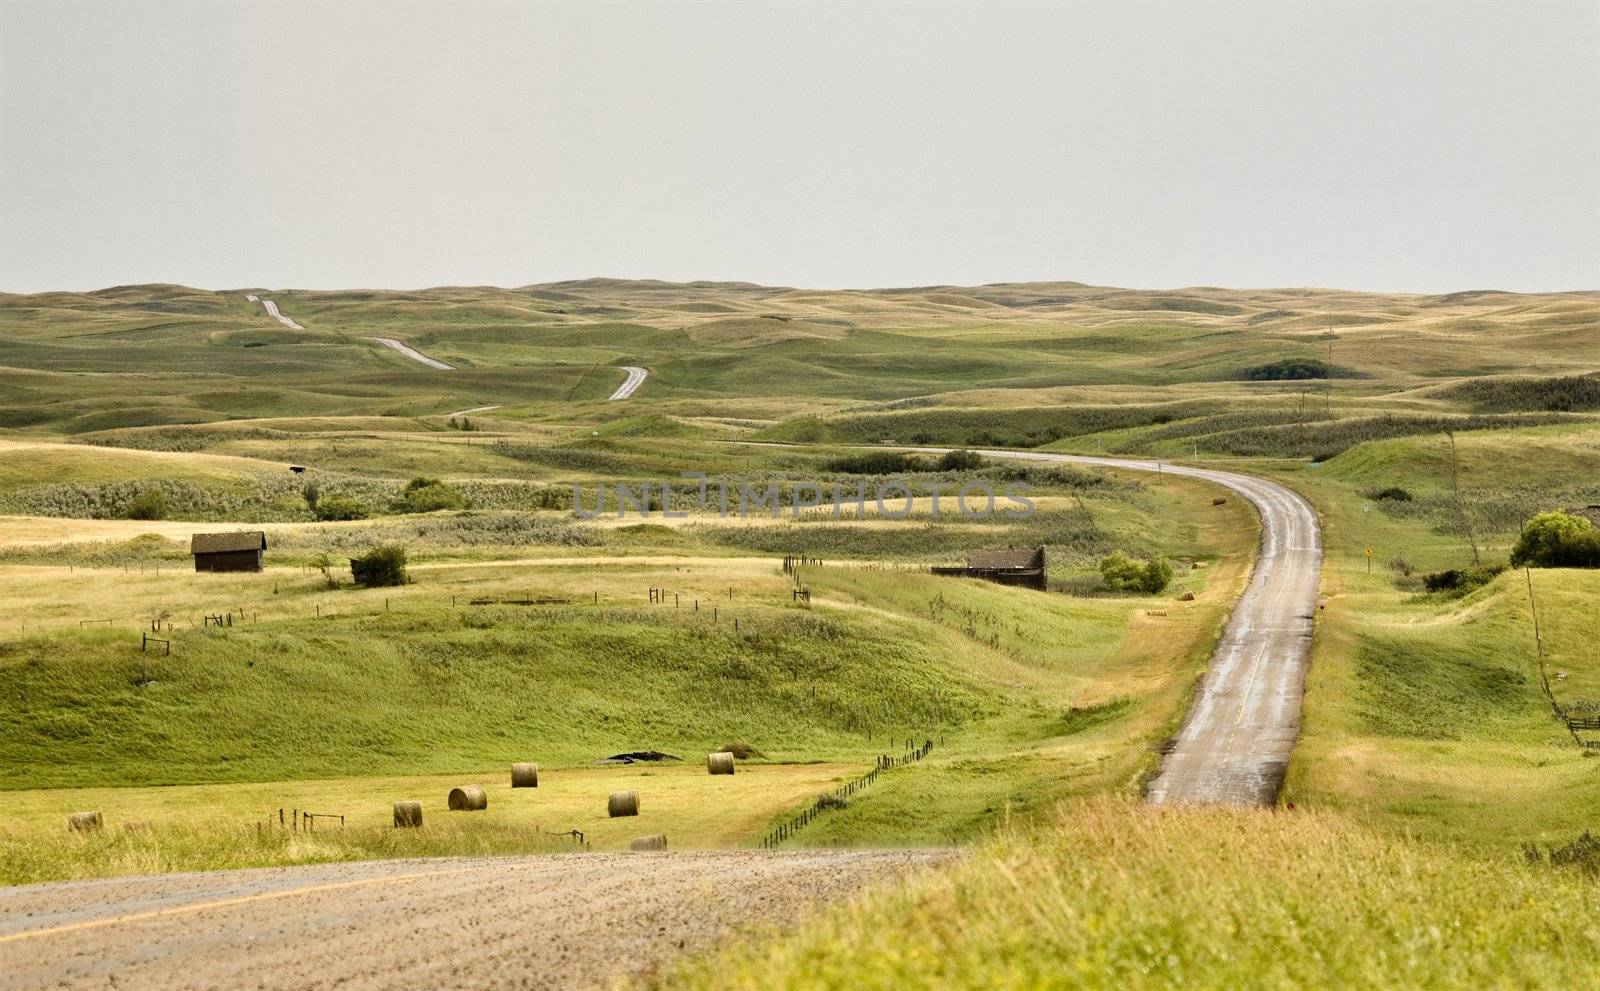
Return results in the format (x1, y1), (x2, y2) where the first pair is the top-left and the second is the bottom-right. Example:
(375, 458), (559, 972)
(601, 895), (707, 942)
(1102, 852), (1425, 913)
(511, 762), (540, 788)
(121, 819), (151, 833)
(448, 785), (488, 811)
(629, 834), (667, 851)
(1212, 497), (1227, 506)
(707, 751), (736, 776)
(68, 811), (103, 833)
(608, 790), (639, 817)
(393, 800), (424, 828)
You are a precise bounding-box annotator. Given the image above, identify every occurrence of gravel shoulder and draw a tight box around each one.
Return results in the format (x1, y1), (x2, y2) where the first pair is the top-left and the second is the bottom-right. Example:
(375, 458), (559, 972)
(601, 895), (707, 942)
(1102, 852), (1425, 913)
(0, 849), (948, 990)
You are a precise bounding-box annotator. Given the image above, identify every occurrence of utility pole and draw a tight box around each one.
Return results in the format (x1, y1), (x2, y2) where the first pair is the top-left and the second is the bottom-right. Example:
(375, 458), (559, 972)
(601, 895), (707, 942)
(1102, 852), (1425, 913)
(1325, 315), (1335, 418)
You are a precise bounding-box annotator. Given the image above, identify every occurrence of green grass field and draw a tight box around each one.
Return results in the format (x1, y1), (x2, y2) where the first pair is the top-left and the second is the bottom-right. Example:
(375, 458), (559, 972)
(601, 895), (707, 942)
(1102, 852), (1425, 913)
(0, 277), (1596, 986)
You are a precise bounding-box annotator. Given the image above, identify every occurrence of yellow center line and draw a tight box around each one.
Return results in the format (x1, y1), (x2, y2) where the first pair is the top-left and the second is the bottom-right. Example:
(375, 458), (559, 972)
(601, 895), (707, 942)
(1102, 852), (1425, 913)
(0, 869), (453, 945)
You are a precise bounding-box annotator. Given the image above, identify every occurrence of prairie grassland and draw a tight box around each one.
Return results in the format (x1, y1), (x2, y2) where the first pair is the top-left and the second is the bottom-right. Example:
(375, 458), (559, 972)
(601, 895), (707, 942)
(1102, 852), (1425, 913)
(1259, 420), (1600, 844)
(0, 467), (1242, 880)
(0, 762), (858, 884)
(656, 798), (1600, 991)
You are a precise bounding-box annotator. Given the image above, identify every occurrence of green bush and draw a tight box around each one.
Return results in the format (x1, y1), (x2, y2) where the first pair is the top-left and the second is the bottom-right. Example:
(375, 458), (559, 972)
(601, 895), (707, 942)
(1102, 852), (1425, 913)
(936, 449), (985, 471)
(1511, 512), (1600, 568)
(1441, 374), (1600, 413)
(823, 451), (923, 474)
(313, 495), (370, 522)
(1243, 358), (1331, 381)
(122, 490), (166, 521)
(349, 545), (409, 587)
(1422, 563), (1506, 595)
(391, 477), (464, 513)
(1368, 487), (1413, 502)
(1099, 552), (1174, 594)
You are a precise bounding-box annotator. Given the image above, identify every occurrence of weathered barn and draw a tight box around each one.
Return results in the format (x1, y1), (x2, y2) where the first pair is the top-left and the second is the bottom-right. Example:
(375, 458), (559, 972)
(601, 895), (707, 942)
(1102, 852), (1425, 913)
(190, 531), (267, 572)
(932, 546), (1047, 590)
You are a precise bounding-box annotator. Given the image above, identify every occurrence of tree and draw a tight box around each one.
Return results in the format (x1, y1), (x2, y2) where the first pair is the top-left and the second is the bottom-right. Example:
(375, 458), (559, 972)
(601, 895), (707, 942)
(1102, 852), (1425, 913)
(1100, 552), (1174, 594)
(1511, 512), (1600, 568)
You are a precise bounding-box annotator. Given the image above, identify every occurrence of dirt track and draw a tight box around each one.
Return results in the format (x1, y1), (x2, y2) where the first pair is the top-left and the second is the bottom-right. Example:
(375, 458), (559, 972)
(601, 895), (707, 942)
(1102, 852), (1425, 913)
(0, 849), (944, 990)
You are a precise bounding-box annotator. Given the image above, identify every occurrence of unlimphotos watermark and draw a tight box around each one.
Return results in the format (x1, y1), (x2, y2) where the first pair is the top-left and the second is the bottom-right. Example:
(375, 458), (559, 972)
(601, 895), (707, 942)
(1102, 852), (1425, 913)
(572, 471), (1034, 520)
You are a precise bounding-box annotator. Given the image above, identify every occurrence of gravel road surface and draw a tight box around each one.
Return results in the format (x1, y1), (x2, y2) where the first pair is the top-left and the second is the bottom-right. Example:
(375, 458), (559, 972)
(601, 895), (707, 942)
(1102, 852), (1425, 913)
(609, 365), (648, 400)
(366, 336), (455, 370)
(965, 450), (1322, 805)
(0, 849), (944, 990)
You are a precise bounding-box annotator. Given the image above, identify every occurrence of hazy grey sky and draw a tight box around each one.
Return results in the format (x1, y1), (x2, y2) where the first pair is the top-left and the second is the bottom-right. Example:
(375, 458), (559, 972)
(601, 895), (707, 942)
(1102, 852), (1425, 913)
(2, 0), (1596, 293)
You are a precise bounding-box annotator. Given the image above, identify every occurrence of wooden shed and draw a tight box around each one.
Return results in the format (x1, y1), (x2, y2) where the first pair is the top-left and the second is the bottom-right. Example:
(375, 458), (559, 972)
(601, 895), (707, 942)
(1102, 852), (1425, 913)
(190, 531), (267, 573)
(932, 546), (1047, 590)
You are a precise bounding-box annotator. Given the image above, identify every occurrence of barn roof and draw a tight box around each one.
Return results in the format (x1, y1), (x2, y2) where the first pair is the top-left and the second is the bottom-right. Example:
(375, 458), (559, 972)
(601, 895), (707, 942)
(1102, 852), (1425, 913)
(966, 546), (1045, 571)
(190, 530), (267, 554)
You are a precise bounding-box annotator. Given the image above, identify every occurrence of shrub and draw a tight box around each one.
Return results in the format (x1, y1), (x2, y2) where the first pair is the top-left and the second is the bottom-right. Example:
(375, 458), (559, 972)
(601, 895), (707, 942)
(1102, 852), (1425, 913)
(936, 449), (985, 471)
(1511, 512), (1600, 568)
(1099, 552), (1174, 594)
(349, 545), (409, 587)
(1442, 374), (1600, 413)
(391, 477), (464, 513)
(122, 490), (166, 521)
(313, 495), (370, 522)
(1422, 563), (1506, 594)
(823, 451), (922, 474)
(1368, 487), (1413, 502)
(1243, 358), (1330, 381)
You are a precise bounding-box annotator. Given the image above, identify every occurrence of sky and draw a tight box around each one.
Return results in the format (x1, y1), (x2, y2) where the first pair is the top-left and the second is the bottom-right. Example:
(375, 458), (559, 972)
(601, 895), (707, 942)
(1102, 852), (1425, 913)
(1, 0), (1597, 294)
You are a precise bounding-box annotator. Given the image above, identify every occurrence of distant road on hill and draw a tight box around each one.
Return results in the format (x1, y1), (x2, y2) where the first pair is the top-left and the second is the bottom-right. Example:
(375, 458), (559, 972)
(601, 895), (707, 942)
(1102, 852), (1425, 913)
(608, 365), (649, 400)
(365, 336), (454, 370)
(245, 294), (305, 331)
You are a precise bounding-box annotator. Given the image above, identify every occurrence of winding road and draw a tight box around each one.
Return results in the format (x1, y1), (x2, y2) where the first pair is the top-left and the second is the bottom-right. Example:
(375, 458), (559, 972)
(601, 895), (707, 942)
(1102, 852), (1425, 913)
(963, 450), (1322, 805)
(609, 365), (649, 400)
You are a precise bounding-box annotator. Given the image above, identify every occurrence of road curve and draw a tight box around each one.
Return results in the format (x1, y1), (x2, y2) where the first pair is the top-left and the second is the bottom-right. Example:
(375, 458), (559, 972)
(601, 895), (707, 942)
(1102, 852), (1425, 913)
(608, 365), (648, 400)
(366, 337), (454, 370)
(963, 450), (1322, 805)
(0, 850), (944, 991)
